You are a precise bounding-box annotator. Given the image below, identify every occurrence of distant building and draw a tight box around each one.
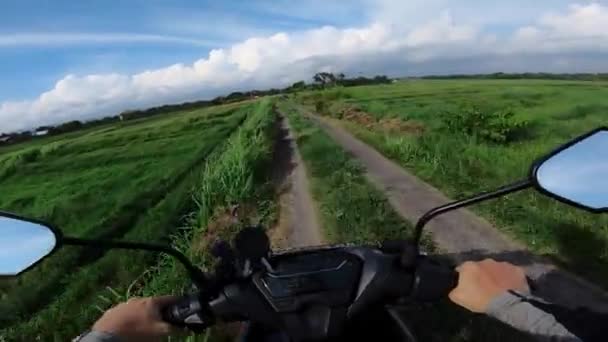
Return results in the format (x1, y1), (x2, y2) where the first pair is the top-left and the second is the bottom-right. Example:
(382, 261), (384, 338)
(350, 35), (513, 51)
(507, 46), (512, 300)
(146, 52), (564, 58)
(34, 129), (49, 136)
(0, 135), (10, 143)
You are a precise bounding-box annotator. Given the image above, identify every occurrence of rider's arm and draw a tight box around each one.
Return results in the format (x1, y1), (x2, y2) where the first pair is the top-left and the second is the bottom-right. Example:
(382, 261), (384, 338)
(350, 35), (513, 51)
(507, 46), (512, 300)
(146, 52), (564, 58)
(491, 290), (607, 342)
(449, 259), (583, 342)
(74, 296), (177, 342)
(486, 290), (581, 341)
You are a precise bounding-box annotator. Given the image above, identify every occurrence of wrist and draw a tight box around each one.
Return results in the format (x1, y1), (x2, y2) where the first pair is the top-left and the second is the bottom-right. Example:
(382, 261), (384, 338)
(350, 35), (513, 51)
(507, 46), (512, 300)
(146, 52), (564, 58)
(486, 290), (524, 315)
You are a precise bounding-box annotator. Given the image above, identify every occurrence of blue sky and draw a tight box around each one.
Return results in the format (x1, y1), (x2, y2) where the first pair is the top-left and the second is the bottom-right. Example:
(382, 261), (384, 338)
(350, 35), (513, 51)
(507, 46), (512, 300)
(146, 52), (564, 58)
(1, 0), (608, 133)
(0, 0), (363, 101)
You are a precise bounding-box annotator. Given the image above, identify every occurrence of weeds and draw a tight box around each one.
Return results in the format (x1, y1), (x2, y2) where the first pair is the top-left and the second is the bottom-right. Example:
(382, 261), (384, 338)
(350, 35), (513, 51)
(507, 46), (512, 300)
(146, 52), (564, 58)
(439, 105), (531, 143)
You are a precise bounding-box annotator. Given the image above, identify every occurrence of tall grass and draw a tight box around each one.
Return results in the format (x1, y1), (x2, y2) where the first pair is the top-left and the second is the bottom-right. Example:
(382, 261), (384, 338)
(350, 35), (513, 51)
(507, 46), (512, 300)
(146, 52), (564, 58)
(131, 99), (278, 342)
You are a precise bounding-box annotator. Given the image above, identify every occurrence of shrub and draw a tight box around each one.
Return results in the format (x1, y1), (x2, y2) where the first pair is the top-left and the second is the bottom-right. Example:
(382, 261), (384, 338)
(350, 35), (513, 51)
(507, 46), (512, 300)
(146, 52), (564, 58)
(314, 98), (329, 115)
(439, 105), (530, 143)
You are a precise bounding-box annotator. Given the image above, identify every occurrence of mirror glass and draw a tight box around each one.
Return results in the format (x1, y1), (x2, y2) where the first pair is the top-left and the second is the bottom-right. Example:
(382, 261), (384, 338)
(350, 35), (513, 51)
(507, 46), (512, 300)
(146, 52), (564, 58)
(536, 130), (608, 210)
(0, 215), (57, 276)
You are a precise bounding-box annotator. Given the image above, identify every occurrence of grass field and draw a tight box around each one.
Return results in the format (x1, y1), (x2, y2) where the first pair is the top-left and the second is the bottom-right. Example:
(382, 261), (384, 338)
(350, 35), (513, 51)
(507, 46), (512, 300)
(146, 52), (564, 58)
(0, 102), (264, 341)
(295, 79), (608, 287)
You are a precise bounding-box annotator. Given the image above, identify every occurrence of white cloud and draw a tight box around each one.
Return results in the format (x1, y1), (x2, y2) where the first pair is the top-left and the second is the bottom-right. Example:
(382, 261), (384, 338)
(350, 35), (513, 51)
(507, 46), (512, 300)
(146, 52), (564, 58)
(3, 2), (608, 134)
(405, 11), (478, 46)
(510, 3), (608, 52)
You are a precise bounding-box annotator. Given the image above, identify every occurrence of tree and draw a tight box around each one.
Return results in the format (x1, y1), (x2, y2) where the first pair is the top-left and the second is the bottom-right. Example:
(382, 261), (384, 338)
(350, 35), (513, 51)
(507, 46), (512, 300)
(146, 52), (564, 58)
(291, 81), (306, 90)
(313, 72), (337, 88)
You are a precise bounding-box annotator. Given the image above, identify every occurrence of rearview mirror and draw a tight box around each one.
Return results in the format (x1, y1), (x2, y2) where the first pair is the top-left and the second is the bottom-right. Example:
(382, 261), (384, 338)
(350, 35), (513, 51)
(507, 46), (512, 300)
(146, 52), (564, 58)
(533, 128), (608, 212)
(0, 213), (58, 276)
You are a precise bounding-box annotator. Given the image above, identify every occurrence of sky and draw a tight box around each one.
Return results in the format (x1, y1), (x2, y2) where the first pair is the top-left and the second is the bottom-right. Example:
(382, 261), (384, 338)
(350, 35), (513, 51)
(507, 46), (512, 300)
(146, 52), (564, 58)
(537, 131), (608, 209)
(2, 0), (608, 133)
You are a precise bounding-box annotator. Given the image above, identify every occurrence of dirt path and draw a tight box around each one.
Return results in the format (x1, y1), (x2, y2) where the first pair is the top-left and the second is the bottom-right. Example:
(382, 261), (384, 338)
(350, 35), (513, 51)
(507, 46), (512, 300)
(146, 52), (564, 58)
(270, 114), (323, 249)
(306, 112), (608, 311)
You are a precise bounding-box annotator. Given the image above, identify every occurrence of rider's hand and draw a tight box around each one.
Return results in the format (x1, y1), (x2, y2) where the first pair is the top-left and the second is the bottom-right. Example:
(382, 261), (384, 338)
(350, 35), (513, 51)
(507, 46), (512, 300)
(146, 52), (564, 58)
(449, 259), (529, 313)
(92, 296), (178, 341)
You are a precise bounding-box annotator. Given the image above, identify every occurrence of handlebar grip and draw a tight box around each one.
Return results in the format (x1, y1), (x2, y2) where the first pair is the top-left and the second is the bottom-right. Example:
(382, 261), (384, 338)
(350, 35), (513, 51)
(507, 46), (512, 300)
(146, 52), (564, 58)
(410, 258), (459, 302)
(161, 294), (211, 330)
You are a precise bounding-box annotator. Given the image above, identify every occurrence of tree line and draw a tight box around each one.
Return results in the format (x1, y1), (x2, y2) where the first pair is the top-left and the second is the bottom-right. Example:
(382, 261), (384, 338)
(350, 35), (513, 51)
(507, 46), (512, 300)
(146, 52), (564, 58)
(0, 73), (390, 145)
(420, 72), (608, 81)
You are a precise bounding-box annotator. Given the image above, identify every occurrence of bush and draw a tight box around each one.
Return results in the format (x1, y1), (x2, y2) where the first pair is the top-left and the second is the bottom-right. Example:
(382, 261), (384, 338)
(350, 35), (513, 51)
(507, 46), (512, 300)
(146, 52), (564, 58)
(315, 98), (329, 115)
(439, 105), (530, 143)
(18, 148), (41, 163)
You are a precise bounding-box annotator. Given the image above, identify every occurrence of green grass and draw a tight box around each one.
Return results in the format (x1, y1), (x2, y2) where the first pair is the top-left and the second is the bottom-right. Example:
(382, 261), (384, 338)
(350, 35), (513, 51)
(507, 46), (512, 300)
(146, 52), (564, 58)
(280, 101), (532, 342)
(0, 103), (255, 340)
(280, 101), (410, 243)
(297, 79), (608, 288)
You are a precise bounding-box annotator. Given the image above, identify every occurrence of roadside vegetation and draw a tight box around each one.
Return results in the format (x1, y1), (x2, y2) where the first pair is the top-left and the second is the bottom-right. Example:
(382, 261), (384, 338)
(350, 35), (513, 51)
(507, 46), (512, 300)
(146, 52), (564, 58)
(296, 79), (608, 287)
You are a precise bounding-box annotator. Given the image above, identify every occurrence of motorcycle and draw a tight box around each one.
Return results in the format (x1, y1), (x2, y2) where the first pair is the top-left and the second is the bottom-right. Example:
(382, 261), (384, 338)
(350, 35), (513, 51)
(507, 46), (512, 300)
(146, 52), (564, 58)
(1, 127), (607, 341)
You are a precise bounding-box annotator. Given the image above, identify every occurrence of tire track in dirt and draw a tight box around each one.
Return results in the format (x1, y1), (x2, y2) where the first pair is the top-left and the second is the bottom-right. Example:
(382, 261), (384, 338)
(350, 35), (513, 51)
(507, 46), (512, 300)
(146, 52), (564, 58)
(304, 111), (608, 312)
(269, 113), (323, 249)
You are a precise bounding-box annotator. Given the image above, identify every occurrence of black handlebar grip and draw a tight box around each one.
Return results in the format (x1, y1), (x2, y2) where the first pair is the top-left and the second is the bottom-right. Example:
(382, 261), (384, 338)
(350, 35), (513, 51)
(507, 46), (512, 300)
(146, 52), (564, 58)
(411, 258), (459, 302)
(526, 276), (538, 293)
(161, 295), (207, 328)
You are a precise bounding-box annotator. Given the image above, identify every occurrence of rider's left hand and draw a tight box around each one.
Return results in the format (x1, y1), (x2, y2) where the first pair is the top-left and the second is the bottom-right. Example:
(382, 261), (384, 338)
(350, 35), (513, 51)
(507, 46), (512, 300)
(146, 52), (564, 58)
(92, 296), (178, 341)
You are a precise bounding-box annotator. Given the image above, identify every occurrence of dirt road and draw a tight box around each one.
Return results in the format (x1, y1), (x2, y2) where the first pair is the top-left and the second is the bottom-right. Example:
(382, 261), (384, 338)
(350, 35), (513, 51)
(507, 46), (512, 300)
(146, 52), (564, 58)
(307, 112), (608, 311)
(270, 114), (323, 249)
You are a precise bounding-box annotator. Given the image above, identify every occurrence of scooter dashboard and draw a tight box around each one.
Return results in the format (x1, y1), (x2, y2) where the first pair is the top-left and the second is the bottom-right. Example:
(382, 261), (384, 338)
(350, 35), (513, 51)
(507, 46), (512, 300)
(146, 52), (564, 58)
(253, 249), (362, 313)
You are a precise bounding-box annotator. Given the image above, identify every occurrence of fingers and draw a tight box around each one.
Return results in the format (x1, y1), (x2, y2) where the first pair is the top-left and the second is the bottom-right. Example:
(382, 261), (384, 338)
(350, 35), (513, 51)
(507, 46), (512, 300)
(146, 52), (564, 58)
(150, 295), (181, 308)
(153, 321), (175, 335)
(455, 260), (480, 273)
(126, 296), (141, 304)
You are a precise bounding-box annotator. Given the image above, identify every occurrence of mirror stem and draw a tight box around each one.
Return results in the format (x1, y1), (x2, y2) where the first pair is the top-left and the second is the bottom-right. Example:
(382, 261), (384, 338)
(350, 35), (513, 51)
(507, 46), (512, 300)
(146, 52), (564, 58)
(62, 237), (209, 287)
(411, 179), (532, 251)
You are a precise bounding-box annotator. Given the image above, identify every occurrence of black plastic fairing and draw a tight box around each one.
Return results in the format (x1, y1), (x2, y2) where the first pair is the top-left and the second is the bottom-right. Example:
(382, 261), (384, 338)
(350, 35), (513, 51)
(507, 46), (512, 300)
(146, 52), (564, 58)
(346, 247), (413, 317)
(209, 282), (280, 329)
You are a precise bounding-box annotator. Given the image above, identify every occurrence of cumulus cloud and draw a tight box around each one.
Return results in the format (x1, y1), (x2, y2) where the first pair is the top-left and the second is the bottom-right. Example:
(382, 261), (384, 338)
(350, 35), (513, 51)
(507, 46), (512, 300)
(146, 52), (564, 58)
(510, 3), (608, 52)
(2, 2), (608, 134)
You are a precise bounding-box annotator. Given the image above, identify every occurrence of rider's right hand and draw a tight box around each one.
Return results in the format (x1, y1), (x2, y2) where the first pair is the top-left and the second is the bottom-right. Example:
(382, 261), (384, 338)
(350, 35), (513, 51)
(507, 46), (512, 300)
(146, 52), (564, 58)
(448, 259), (529, 313)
